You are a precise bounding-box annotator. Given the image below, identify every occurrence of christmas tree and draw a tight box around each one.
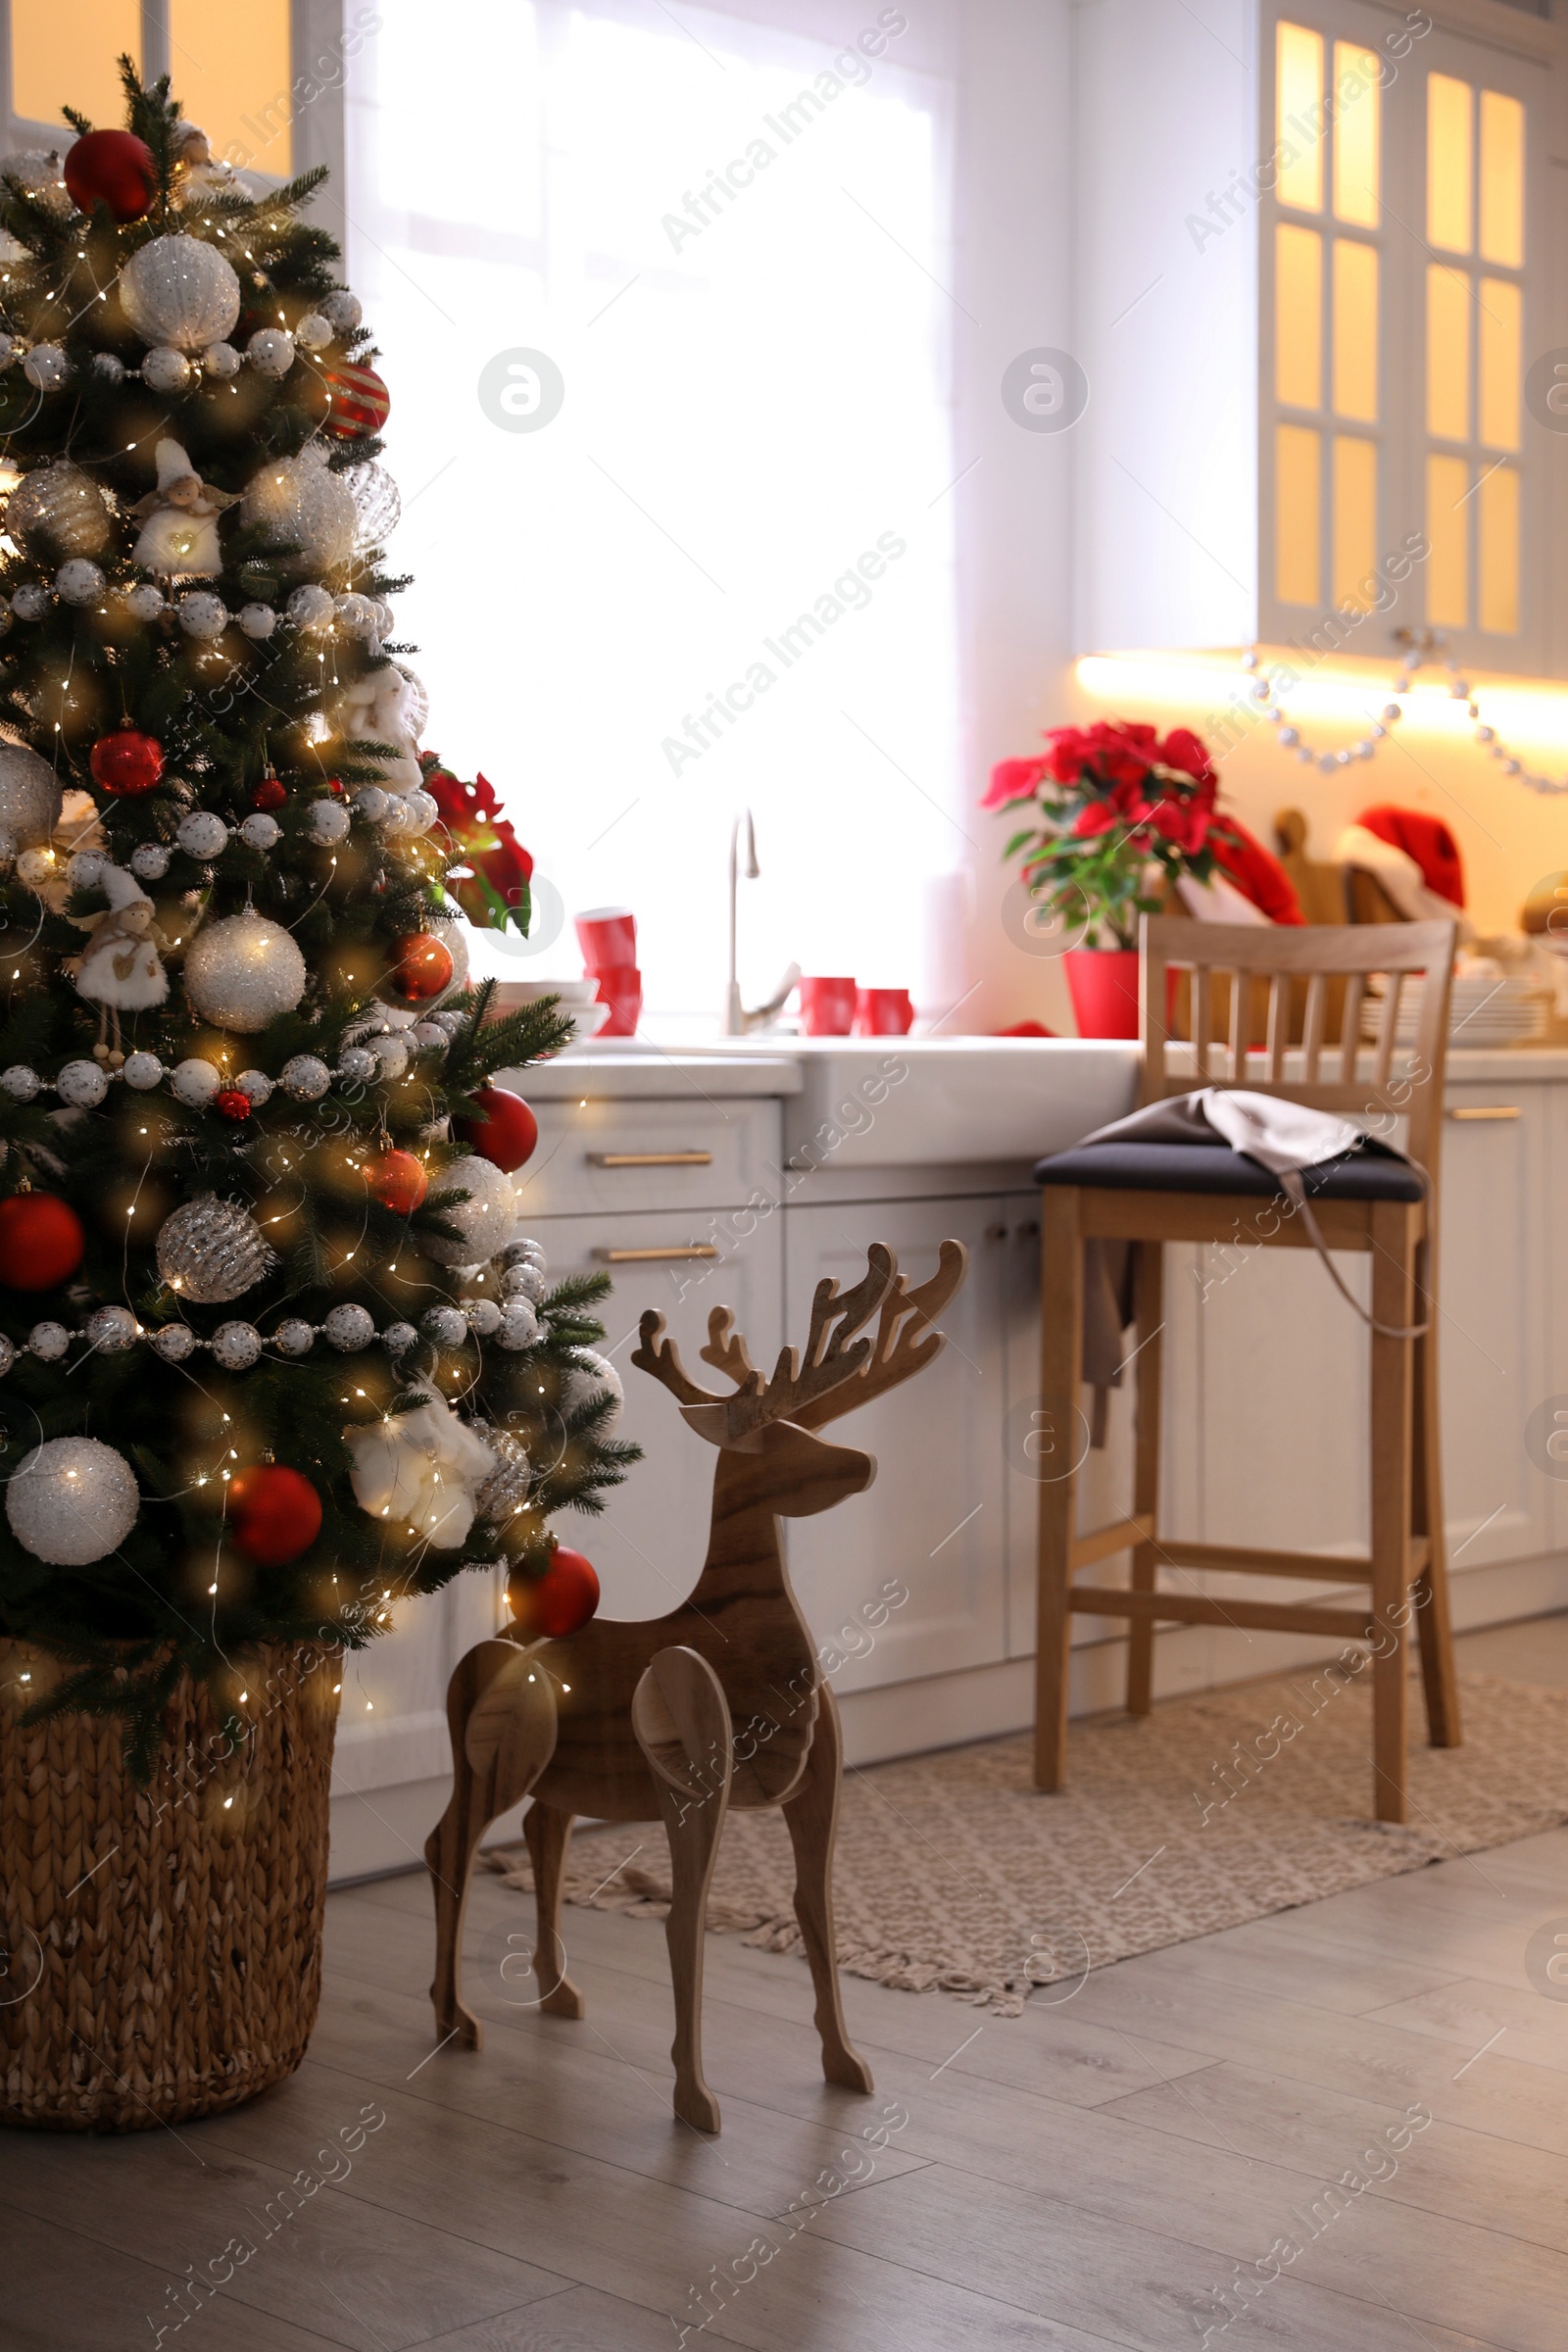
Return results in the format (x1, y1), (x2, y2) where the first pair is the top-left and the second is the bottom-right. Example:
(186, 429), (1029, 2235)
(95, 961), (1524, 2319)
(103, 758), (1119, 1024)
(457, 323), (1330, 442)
(0, 66), (635, 1770)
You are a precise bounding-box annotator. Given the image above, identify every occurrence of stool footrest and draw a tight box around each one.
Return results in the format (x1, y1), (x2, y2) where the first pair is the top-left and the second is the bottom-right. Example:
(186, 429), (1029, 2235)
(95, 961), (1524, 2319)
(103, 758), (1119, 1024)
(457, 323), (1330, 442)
(1069, 1586), (1382, 1640)
(1068, 1515), (1155, 1571)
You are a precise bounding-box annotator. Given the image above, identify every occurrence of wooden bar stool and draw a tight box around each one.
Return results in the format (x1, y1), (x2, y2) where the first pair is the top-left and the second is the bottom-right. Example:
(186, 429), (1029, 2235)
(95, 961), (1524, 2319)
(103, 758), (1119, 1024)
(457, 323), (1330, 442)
(1033, 915), (1462, 1822)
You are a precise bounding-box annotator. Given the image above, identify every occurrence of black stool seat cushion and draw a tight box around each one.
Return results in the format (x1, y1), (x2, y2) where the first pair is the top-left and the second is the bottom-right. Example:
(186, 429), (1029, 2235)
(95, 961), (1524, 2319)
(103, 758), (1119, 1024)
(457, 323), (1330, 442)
(1033, 1142), (1425, 1200)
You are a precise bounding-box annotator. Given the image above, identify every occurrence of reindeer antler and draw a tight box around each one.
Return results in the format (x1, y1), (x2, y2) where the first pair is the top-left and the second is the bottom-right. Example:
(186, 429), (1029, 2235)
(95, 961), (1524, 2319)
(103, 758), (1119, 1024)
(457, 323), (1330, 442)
(793, 1240), (968, 1430)
(632, 1310), (735, 1408)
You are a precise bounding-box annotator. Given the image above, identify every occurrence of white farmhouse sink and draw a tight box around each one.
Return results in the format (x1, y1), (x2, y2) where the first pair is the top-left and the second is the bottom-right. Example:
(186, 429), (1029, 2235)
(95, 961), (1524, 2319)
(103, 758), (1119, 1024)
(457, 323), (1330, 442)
(775, 1037), (1141, 1167)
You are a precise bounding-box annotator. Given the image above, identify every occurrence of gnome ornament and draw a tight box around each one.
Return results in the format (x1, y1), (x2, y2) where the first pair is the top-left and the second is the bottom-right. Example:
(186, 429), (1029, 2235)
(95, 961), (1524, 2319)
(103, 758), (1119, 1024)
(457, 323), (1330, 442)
(68, 865), (172, 1060)
(128, 438), (239, 577)
(334, 663), (423, 793)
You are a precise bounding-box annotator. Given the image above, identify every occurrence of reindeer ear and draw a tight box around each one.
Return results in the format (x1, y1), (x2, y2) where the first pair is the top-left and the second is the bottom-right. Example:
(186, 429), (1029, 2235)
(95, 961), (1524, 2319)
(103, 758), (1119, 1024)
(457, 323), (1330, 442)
(678, 1401), (736, 1446)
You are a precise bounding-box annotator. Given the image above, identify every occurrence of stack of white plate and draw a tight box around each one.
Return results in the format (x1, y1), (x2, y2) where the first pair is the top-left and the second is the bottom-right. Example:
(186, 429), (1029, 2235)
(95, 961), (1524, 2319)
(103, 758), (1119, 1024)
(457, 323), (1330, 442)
(488, 975), (612, 1045)
(1363, 966), (1545, 1048)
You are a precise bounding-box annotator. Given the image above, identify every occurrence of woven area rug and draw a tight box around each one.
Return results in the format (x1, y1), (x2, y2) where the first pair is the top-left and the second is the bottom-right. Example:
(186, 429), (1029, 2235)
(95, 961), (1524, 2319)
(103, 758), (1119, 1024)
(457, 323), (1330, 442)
(483, 1669), (1568, 2014)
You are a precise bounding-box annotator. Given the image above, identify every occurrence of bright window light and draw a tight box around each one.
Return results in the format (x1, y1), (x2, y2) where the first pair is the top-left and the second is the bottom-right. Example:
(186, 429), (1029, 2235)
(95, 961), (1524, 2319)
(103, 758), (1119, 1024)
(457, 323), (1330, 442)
(347, 1), (957, 1022)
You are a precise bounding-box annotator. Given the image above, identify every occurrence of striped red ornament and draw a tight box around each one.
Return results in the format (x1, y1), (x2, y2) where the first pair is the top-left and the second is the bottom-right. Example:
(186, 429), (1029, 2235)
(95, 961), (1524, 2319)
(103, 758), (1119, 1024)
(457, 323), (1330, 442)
(322, 362), (390, 440)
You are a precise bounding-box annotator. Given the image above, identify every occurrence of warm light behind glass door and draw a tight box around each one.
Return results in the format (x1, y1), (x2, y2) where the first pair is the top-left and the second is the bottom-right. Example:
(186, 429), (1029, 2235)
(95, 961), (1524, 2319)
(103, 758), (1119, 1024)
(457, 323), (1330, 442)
(1479, 466), (1520, 634)
(1426, 265), (1470, 442)
(168, 0), (293, 173)
(1276, 424), (1322, 606)
(1479, 279), (1521, 452)
(1427, 454), (1469, 624)
(1332, 436), (1377, 611)
(1332, 239), (1377, 421)
(1277, 23), (1324, 211)
(1428, 74), (1474, 252)
(1479, 89), (1524, 268)
(1333, 44), (1380, 225)
(1276, 225), (1323, 410)
(11, 0), (139, 127)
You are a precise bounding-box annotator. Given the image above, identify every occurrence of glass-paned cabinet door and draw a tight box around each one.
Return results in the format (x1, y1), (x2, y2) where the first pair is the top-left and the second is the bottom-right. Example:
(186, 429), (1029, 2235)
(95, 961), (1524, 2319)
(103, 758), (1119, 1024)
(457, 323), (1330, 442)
(1261, 3), (1547, 674)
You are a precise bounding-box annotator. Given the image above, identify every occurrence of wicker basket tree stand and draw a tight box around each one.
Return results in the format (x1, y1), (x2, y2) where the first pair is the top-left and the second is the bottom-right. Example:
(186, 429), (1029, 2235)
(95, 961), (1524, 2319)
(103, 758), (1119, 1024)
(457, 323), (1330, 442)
(0, 1640), (340, 2132)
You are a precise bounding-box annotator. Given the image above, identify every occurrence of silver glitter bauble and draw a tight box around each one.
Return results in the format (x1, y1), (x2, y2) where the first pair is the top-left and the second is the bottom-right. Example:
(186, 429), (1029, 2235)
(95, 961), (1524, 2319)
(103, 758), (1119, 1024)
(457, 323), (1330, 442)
(335, 591), (376, 635)
(177, 592), (226, 640)
(496, 1302), (540, 1351)
(9, 585), (47, 621)
(237, 603), (276, 639)
(306, 798), (349, 845)
(463, 1297), (502, 1337)
(246, 327), (294, 377)
(22, 346), (69, 391)
(402, 790), (437, 837)
(55, 558), (104, 605)
(171, 1056), (220, 1106)
(421, 1304), (466, 1348)
(141, 346), (192, 393)
(378, 798), (411, 840)
(323, 1302), (374, 1352)
(382, 1321), (417, 1354)
(120, 234), (241, 351)
(6, 463), (111, 557)
(274, 1319), (315, 1356)
(27, 1321), (70, 1361)
(0, 1334), (15, 1376)
(183, 911), (307, 1032)
(563, 1348), (624, 1433)
(336, 1046), (376, 1084)
(412, 1021), (447, 1049)
(239, 812), (279, 851)
(371, 1036), (408, 1080)
(124, 585), (165, 621)
(157, 1196), (276, 1304)
(500, 1262), (547, 1306)
(175, 809), (227, 858)
(241, 453), (355, 574)
(286, 582), (333, 629)
(0, 741), (64, 846)
(426, 1154), (514, 1267)
(1, 1064), (39, 1101)
(295, 313), (332, 351)
(280, 1054), (330, 1101)
(122, 1052), (163, 1090)
(85, 1305), (137, 1353)
(58, 1058), (108, 1107)
(354, 786), (388, 821)
(202, 341), (240, 379)
(68, 850), (107, 887)
(475, 1429), (531, 1522)
(6, 1436), (139, 1565)
(152, 1323), (196, 1362)
(129, 842), (171, 881)
(319, 290), (363, 334)
(348, 462), (400, 551)
(501, 1238), (547, 1272)
(212, 1321), (262, 1369)
(234, 1068), (272, 1104)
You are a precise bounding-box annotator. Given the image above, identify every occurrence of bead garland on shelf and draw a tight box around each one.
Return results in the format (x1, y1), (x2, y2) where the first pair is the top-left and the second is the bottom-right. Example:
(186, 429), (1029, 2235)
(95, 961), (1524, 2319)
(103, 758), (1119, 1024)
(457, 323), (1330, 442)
(1243, 629), (1568, 797)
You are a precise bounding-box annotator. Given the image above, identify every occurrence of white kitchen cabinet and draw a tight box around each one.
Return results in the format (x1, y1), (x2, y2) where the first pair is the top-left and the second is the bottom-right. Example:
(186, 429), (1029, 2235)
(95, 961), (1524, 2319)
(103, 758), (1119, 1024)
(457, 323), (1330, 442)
(780, 1194), (1010, 1690)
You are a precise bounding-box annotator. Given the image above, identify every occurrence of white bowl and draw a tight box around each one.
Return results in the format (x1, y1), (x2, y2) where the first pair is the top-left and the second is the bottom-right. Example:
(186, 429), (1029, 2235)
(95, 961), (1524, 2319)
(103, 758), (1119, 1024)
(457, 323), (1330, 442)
(493, 976), (601, 1006)
(562, 1002), (613, 1045)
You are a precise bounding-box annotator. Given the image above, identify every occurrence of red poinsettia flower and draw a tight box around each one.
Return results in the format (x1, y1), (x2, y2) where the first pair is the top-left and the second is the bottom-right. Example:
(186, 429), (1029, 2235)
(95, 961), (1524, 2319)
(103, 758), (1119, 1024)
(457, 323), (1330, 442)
(420, 756), (534, 928)
(981, 756), (1050, 810)
(1155, 727), (1214, 785)
(1145, 796), (1211, 855)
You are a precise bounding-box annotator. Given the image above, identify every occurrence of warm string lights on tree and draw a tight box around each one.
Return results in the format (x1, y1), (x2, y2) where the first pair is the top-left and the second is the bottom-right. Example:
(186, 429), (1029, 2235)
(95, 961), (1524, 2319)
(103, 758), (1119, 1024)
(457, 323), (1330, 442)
(0, 62), (635, 1768)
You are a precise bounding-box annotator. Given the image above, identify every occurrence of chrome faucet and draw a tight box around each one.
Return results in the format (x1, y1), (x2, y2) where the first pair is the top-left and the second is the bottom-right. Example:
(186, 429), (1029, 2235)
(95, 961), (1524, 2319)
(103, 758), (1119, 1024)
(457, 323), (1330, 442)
(723, 808), (800, 1036)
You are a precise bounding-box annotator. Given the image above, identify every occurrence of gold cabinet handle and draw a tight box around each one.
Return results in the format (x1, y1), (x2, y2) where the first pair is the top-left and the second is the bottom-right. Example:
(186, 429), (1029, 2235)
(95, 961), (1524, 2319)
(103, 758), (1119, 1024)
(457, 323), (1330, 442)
(594, 1245), (720, 1263)
(1447, 1106), (1521, 1121)
(588, 1152), (714, 1167)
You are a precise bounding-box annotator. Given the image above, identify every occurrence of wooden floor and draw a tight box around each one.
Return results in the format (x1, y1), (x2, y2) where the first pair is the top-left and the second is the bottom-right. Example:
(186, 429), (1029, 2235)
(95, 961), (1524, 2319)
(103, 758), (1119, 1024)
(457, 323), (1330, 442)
(7, 1620), (1568, 2351)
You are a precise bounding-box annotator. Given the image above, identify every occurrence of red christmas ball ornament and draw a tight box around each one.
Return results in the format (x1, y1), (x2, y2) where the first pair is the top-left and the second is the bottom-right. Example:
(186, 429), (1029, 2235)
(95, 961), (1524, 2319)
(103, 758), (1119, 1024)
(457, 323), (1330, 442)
(391, 933), (455, 1002)
(509, 1546), (601, 1640)
(90, 728), (165, 798)
(368, 1149), (427, 1215)
(227, 1465), (323, 1567)
(64, 129), (156, 222)
(323, 362), (391, 440)
(0, 1193), (86, 1290)
(250, 774), (287, 811)
(457, 1086), (538, 1175)
(213, 1089), (253, 1122)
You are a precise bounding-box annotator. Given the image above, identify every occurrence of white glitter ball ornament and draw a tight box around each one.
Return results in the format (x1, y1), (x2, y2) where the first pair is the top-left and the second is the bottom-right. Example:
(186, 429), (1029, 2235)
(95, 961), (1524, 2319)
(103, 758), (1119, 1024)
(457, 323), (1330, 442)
(122, 1052), (163, 1090)
(175, 809), (227, 859)
(237, 603), (276, 640)
(57, 1058), (108, 1107)
(336, 1046), (375, 1084)
(124, 584), (165, 622)
(274, 1319), (315, 1356)
(334, 591), (376, 635)
(246, 327), (295, 377)
(421, 1304), (466, 1348)
(239, 812), (279, 851)
(212, 1320), (262, 1369)
(354, 786), (388, 822)
(27, 1321), (70, 1361)
(85, 1305), (137, 1352)
(306, 798), (349, 846)
(295, 312), (332, 351)
(183, 911), (307, 1032)
(501, 1238), (546, 1270)
(370, 1036), (407, 1080)
(172, 1056), (220, 1106)
(152, 1323), (196, 1361)
(319, 289), (363, 334)
(1, 1064), (38, 1100)
(402, 790), (437, 836)
(285, 583), (332, 630)
(382, 1321), (417, 1355)
(68, 850), (107, 888)
(22, 345), (69, 391)
(234, 1068), (272, 1104)
(10, 585), (48, 621)
(141, 346), (192, 393)
(129, 842), (171, 881)
(241, 453), (356, 574)
(0, 1335), (15, 1376)
(6, 1437), (139, 1565)
(0, 742), (64, 845)
(55, 558), (104, 605)
(323, 1302), (374, 1352)
(92, 352), (124, 383)
(120, 234), (241, 350)
(500, 1262), (546, 1306)
(279, 1054), (330, 1101)
(157, 1196), (276, 1302)
(425, 1154), (515, 1267)
(463, 1297), (502, 1337)
(176, 592), (226, 640)
(495, 1302), (540, 1351)
(564, 1348), (624, 1433)
(6, 462), (112, 557)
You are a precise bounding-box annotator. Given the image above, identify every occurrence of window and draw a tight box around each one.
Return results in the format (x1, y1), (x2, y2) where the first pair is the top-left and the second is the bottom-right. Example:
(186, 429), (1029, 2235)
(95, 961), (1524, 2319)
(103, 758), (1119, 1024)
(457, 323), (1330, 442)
(4, 0), (294, 174)
(346, 1), (957, 1019)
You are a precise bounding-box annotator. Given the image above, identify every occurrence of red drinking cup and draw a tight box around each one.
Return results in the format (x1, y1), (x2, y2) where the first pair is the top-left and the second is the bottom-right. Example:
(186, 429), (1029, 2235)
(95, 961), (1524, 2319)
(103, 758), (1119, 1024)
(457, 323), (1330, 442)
(575, 906), (638, 969)
(590, 964), (642, 1037)
(856, 987), (914, 1036)
(798, 976), (858, 1036)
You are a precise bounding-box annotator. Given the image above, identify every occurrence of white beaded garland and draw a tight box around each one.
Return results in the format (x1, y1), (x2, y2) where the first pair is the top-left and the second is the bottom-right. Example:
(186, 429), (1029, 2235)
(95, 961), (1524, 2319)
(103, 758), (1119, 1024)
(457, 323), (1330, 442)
(0, 1334), (15, 1377)
(319, 290), (363, 334)
(234, 1068), (272, 1103)
(500, 1261), (547, 1306)
(412, 1022), (448, 1049)
(274, 1318), (316, 1356)
(495, 1301), (540, 1350)
(175, 809), (228, 858)
(295, 312), (333, 350)
(354, 786), (389, 822)
(177, 591), (227, 640)
(279, 1054), (330, 1101)
(334, 592), (376, 635)
(6, 1436), (139, 1565)
(463, 1297), (502, 1337)
(122, 1052), (163, 1090)
(336, 1046), (376, 1084)
(239, 812), (280, 851)
(152, 1323), (196, 1362)
(10, 585), (48, 620)
(172, 1056), (221, 1106)
(85, 1305), (137, 1352)
(286, 583), (333, 630)
(306, 798), (350, 845)
(237, 603), (276, 640)
(92, 351), (125, 384)
(1, 1064), (39, 1101)
(382, 1321), (417, 1354)
(27, 1321), (70, 1361)
(124, 584), (165, 622)
(182, 911), (307, 1032)
(212, 1321), (263, 1369)
(202, 341), (241, 378)
(57, 1057), (108, 1107)
(323, 1302), (374, 1351)
(68, 850), (107, 888)
(402, 790), (437, 836)
(370, 1036), (408, 1080)
(421, 1304), (467, 1347)
(246, 327), (295, 377)
(129, 842), (171, 881)
(55, 558), (104, 605)
(22, 344), (69, 390)
(141, 346), (192, 393)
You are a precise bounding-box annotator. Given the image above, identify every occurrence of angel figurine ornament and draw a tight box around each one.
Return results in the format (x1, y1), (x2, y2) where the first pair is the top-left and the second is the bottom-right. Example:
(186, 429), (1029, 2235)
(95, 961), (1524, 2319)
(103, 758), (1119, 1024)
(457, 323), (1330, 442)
(68, 865), (172, 1062)
(128, 438), (238, 577)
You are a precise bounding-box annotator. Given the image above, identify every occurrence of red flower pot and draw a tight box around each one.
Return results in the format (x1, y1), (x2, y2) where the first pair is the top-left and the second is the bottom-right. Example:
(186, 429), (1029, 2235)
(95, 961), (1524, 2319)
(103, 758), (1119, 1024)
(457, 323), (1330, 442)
(1063, 949), (1142, 1040)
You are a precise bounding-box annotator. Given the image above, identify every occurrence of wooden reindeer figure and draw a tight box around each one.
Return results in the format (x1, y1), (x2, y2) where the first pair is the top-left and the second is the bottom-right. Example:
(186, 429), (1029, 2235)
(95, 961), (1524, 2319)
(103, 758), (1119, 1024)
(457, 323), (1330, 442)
(425, 1238), (967, 2132)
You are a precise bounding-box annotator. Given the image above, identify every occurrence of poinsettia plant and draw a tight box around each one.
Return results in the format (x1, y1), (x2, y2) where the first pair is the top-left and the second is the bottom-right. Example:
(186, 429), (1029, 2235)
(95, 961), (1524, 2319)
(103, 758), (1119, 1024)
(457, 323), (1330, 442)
(984, 720), (1238, 949)
(420, 752), (534, 935)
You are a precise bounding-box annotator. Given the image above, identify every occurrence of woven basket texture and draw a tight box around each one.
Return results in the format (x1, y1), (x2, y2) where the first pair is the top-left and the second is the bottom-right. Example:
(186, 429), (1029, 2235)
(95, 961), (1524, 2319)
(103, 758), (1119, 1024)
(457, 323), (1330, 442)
(0, 1639), (339, 2132)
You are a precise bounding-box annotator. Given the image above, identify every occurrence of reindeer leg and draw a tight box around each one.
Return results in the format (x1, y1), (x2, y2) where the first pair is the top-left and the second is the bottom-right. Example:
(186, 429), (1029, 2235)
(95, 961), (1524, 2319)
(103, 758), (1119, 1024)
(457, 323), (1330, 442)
(783, 1683), (873, 2094)
(521, 1800), (584, 2018)
(426, 1639), (557, 2051)
(632, 1646), (733, 2134)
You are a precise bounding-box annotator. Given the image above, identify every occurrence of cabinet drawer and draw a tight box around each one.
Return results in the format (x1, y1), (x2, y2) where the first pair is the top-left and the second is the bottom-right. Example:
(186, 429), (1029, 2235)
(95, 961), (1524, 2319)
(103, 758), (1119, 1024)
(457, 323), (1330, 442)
(510, 1094), (782, 1220)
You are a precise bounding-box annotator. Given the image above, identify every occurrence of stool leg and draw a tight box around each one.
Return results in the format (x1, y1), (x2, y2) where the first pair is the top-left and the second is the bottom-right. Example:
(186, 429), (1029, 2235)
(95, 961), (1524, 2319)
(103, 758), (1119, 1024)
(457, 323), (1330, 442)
(1411, 1238), (1461, 1748)
(1126, 1240), (1164, 1718)
(1369, 1204), (1416, 1824)
(1035, 1186), (1083, 1791)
